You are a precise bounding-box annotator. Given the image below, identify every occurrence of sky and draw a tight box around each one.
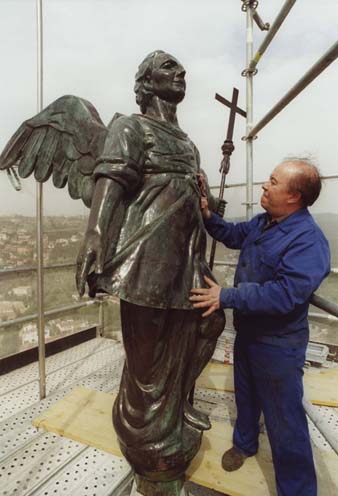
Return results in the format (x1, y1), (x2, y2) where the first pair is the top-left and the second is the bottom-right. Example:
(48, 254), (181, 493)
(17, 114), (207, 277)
(0, 0), (337, 218)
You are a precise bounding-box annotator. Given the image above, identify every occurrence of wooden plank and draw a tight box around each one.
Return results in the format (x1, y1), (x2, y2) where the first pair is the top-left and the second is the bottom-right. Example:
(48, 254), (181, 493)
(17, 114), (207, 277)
(304, 367), (338, 407)
(33, 387), (122, 457)
(196, 362), (338, 408)
(187, 420), (276, 496)
(33, 387), (338, 495)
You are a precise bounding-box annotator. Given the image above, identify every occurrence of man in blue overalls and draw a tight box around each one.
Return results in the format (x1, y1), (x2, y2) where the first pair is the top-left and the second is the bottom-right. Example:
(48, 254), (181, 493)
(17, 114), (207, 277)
(190, 159), (330, 496)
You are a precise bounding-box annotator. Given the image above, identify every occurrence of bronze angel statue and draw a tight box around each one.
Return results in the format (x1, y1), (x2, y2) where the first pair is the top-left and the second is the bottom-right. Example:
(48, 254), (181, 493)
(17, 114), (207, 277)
(0, 50), (225, 495)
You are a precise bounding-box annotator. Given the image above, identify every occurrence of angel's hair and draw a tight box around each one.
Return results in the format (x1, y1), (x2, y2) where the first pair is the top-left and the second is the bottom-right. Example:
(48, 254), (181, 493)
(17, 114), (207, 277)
(282, 156), (322, 207)
(134, 50), (165, 114)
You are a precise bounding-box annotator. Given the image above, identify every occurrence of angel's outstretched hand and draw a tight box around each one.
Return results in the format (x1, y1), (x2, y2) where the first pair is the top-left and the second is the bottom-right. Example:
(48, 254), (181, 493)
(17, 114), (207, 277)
(76, 230), (104, 297)
(190, 276), (222, 317)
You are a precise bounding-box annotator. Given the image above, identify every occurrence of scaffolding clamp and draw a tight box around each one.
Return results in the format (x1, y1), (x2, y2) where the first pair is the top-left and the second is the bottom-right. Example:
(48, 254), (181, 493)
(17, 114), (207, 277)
(241, 201), (258, 207)
(253, 10), (270, 31)
(241, 134), (258, 141)
(6, 166), (22, 191)
(241, 0), (258, 12)
(241, 67), (258, 77)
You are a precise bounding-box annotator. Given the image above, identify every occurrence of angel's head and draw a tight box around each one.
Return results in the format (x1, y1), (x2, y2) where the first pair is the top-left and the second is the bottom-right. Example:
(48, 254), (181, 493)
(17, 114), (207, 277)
(134, 50), (186, 113)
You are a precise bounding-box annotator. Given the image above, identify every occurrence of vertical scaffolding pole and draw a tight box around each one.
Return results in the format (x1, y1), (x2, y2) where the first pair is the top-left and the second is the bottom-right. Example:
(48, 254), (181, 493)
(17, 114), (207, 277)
(245, 4), (254, 220)
(36, 0), (46, 400)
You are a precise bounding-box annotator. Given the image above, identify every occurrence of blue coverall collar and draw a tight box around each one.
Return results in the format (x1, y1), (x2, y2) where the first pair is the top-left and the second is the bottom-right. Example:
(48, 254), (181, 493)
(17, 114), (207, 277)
(275, 208), (310, 233)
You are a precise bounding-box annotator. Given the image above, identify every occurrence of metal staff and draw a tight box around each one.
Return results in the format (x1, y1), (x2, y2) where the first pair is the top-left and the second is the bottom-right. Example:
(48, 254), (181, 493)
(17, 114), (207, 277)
(189, 89), (246, 408)
(209, 88), (246, 270)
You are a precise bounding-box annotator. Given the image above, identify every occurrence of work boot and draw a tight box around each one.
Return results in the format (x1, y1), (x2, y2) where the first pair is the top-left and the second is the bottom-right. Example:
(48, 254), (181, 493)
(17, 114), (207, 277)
(183, 400), (211, 431)
(221, 447), (248, 472)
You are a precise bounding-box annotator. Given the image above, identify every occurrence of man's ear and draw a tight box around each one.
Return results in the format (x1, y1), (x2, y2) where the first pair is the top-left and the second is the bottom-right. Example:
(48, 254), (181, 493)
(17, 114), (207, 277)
(288, 190), (302, 205)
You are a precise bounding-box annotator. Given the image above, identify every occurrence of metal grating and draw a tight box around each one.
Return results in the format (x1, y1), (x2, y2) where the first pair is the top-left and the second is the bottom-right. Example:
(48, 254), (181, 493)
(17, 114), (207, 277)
(31, 448), (131, 496)
(0, 338), (130, 496)
(0, 339), (124, 422)
(308, 405), (338, 451)
(0, 337), (337, 496)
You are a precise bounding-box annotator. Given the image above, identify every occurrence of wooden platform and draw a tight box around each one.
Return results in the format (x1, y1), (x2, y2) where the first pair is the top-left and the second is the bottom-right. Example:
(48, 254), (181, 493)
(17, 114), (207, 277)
(197, 362), (338, 407)
(33, 387), (338, 496)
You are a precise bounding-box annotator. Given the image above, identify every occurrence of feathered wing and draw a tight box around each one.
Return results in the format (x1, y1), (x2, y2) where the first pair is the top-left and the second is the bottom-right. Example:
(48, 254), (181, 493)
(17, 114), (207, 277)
(0, 95), (108, 207)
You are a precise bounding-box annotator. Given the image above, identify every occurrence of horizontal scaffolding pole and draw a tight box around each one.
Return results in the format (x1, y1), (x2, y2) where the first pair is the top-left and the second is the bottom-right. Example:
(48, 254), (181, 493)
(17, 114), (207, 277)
(0, 300), (99, 330)
(310, 293), (338, 319)
(248, 0), (297, 73)
(0, 262), (75, 277)
(303, 397), (338, 456)
(213, 260), (338, 276)
(246, 40), (338, 139)
(210, 174), (338, 191)
(213, 260), (238, 267)
(308, 311), (338, 322)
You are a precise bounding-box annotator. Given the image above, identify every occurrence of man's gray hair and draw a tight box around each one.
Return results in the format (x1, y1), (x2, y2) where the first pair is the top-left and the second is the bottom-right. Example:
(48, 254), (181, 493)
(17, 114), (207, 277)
(283, 156), (322, 207)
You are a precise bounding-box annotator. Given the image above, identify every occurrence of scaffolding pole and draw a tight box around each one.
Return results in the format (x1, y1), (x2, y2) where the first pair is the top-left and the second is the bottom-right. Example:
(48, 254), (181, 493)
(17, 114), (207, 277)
(245, 2), (254, 219)
(303, 397), (338, 456)
(248, 0), (297, 74)
(36, 0), (46, 400)
(247, 40), (338, 139)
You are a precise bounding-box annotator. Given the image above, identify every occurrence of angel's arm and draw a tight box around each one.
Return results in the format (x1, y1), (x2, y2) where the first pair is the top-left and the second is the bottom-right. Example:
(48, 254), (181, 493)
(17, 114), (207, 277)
(76, 115), (145, 296)
(76, 178), (123, 295)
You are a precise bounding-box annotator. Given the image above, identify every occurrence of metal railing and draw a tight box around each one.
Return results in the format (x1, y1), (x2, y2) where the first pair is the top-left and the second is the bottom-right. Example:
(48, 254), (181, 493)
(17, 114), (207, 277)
(213, 259), (338, 276)
(0, 300), (98, 330)
(246, 0), (297, 75)
(246, 40), (338, 140)
(210, 174), (338, 191)
(241, 1), (338, 219)
(0, 262), (75, 277)
(310, 293), (338, 319)
(214, 260), (338, 316)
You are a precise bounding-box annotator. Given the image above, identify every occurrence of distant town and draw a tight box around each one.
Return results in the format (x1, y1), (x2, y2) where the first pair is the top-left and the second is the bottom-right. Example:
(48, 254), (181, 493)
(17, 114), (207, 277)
(0, 213), (338, 360)
(0, 215), (100, 358)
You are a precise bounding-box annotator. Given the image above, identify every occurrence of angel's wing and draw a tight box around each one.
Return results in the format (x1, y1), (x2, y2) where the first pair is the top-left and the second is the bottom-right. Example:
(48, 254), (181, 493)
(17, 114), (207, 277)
(0, 95), (108, 207)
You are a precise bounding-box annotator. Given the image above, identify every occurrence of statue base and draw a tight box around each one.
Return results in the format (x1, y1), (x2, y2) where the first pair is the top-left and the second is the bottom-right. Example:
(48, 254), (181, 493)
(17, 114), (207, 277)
(131, 474), (186, 496)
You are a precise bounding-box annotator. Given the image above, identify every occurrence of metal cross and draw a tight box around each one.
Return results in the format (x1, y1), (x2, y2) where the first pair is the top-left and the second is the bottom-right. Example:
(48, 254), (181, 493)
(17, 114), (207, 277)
(215, 88), (246, 142)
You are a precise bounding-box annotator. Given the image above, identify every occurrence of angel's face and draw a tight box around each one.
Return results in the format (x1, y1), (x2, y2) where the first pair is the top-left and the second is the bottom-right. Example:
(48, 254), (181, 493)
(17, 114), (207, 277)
(149, 53), (186, 104)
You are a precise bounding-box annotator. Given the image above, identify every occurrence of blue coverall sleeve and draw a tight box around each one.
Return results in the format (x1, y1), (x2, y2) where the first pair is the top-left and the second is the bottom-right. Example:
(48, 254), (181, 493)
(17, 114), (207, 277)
(204, 213), (261, 250)
(220, 232), (330, 315)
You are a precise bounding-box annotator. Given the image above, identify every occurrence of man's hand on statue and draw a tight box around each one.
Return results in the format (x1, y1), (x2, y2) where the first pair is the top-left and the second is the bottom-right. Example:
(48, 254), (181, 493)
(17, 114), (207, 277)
(76, 230), (103, 297)
(190, 276), (221, 317)
(200, 197), (211, 220)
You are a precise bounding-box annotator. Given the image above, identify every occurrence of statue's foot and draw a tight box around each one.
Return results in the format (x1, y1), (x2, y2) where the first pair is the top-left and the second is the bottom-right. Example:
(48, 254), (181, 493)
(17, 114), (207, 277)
(183, 400), (211, 431)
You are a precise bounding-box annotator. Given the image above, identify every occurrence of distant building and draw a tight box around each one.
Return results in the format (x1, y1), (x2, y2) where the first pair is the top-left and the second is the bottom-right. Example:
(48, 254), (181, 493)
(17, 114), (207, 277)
(20, 323), (51, 346)
(12, 286), (32, 297)
(55, 319), (75, 334)
(17, 246), (31, 256)
(56, 239), (69, 246)
(0, 301), (27, 320)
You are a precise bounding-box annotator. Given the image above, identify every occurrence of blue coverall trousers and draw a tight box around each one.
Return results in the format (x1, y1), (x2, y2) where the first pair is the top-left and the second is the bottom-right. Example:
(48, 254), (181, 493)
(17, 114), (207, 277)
(233, 333), (317, 496)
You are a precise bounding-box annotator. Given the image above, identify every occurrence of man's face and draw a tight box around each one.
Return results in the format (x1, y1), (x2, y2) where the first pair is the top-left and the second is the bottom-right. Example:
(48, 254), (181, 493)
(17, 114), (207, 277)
(149, 53), (186, 104)
(261, 162), (301, 219)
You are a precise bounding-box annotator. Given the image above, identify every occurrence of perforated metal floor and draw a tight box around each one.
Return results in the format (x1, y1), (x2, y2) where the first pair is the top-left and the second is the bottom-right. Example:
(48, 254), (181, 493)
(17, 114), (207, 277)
(1, 338), (337, 495)
(0, 338), (131, 496)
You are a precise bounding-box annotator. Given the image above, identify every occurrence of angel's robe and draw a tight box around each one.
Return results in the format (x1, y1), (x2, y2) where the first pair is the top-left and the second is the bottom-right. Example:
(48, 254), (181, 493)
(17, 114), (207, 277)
(88, 113), (217, 308)
(87, 112), (225, 479)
